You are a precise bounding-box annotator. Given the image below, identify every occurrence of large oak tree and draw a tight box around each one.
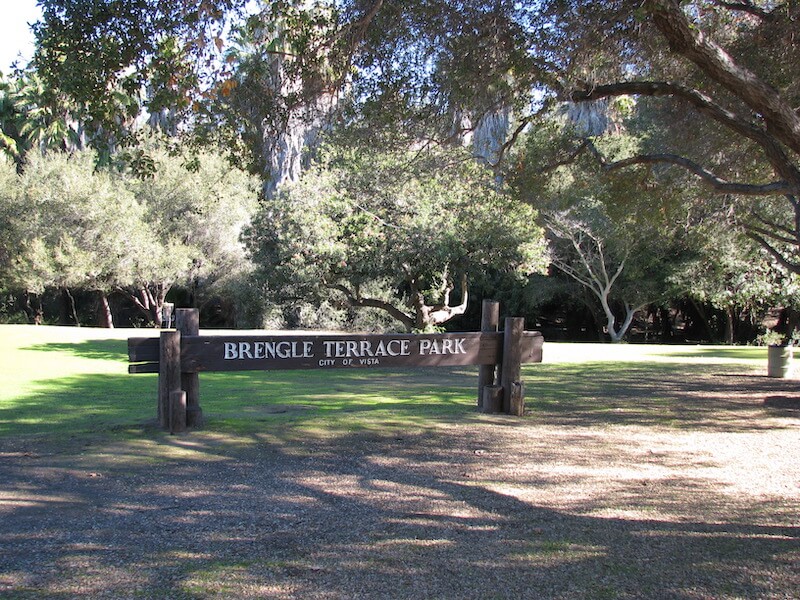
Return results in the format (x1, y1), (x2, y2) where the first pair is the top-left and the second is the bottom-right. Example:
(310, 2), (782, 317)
(530, 1), (800, 274)
(244, 144), (548, 332)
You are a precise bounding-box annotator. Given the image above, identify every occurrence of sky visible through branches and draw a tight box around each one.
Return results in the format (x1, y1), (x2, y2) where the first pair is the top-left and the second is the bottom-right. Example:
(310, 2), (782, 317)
(0, 0), (40, 72)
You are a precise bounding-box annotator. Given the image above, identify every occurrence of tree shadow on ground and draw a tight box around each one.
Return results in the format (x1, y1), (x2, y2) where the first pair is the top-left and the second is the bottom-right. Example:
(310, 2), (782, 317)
(2, 355), (798, 597)
(0, 426), (797, 599)
(525, 362), (800, 432)
(23, 339), (131, 362)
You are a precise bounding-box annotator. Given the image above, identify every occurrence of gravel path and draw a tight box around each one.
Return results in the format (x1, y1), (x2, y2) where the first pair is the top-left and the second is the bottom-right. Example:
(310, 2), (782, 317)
(1, 366), (798, 599)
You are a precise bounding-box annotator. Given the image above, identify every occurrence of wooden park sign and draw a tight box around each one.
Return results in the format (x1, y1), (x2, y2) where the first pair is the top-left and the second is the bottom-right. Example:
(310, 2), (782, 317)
(127, 301), (543, 432)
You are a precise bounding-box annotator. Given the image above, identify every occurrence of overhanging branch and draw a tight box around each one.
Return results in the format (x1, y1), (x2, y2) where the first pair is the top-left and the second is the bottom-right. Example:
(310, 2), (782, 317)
(646, 0), (800, 156)
(746, 231), (800, 274)
(569, 80), (800, 189)
(711, 1), (774, 19)
(585, 142), (793, 196)
(749, 209), (800, 241)
(744, 222), (799, 247)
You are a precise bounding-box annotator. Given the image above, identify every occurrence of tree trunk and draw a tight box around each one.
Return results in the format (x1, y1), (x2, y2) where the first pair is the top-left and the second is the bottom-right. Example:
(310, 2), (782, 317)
(23, 291), (43, 325)
(725, 307), (735, 345)
(62, 287), (80, 326)
(331, 283), (415, 331)
(601, 293), (639, 343)
(688, 298), (716, 342)
(411, 273), (469, 332)
(616, 305), (638, 342)
(124, 283), (171, 328)
(98, 291), (114, 329)
(600, 293), (622, 342)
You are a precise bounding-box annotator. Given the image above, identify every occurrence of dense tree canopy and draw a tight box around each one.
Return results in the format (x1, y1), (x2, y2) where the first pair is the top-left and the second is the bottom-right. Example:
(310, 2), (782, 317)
(0, 150), (149, 324)
(540, 1), (800, 275)
(32, 3), (800, 207)
(245, 144), (548, 331)
(8, 0), (799, 338)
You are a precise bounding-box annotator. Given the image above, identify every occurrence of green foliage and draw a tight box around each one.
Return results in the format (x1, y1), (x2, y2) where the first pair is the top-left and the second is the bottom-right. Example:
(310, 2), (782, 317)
(33, 0), (245, 142)
(0, 137), (259, 326)
(0, 75), (23, 162)
(755, 329), (786, 347)
(16, 0), (799, 337)
(111, 139), (259, 325)
(0, 71), (84, 163)
(245, 143), (548, 331)
(677, 222), (793, 311)
(671, 215), (800, 342)
(126, 138), (259, 286)
(0, 157), (23, 284)
(510, 119), (692, 341)
(1, 151), (147, 295)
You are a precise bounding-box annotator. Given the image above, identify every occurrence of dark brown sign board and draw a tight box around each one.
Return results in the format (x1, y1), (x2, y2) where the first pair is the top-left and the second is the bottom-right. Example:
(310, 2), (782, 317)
(128, 305), (543, 430)
(129, 331), (543, 374)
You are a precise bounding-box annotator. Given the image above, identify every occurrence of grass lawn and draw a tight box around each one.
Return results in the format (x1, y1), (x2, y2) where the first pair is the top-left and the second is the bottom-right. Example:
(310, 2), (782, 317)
(1, 324), (493, 440)
(0, 324), (772, 441)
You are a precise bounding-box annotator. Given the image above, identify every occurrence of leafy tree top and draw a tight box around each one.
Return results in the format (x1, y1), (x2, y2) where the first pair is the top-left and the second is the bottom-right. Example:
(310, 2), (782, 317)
(245, 143), (548, 331)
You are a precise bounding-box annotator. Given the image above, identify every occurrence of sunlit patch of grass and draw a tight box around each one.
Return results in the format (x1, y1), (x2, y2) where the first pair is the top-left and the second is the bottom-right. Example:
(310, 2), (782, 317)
(542, 341), (767, 366)
(0, 325), (777, 444)
(0, 325), (483, 442)
(513, 539), (606, 563)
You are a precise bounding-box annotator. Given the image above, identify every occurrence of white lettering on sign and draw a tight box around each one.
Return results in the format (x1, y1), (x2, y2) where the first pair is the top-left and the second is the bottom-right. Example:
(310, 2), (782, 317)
(222, 337), (466, 362)
(223, 340), (314, 360)
(419, 338), (467, 355)
(321, 339), (411, 359)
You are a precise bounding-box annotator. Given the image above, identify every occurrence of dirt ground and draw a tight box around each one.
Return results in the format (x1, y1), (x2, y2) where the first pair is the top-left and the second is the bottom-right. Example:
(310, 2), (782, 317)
(1, 364), (798, 599)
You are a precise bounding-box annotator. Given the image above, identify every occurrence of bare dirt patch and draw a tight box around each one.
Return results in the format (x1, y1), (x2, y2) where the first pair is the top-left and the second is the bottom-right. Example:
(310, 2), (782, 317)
(1, 363), (798, 599)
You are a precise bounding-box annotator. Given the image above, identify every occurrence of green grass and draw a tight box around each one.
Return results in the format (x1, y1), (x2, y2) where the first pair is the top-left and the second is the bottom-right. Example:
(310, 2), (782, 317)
(0, 325), (480, 441)
(0, 325), (772, 442)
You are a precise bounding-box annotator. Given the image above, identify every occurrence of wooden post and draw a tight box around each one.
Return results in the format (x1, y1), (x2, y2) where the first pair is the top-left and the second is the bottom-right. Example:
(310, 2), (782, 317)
(500, 317), (525, 415)
(477, 300), (500, 410)
(510, 381), (525, 417)
(158, 330), (181, 429)
(176, 308), (203, 428)
(481, 385), (503, 414)
(170, 390), (187, 433)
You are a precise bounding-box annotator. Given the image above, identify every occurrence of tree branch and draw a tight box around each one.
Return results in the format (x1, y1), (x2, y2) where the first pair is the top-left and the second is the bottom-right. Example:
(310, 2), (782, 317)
(490, 96), (559, 167)
(330, 282), (414, 330)
(749, 209), (800, 240)
(711, 1), (774, 20)
(746, 231), (800, 274)
(427, 272), (469, 325)
(569, 80), (800, 189)
(744, 222), (799, 247)
(646, 0), (800, 156)
(584, 140), (793, 195)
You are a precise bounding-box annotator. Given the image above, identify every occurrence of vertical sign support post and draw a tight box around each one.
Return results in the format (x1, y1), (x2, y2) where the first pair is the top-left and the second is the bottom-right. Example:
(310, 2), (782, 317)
(500, 317), (525, 416)
(176, 308), (203, 428)
(158, 330), (181, 430)
(477, 299), (499, 410)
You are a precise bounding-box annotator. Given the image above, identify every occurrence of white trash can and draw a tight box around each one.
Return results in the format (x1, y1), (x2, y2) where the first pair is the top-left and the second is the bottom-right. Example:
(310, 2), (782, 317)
(767, 345), (794, 378)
